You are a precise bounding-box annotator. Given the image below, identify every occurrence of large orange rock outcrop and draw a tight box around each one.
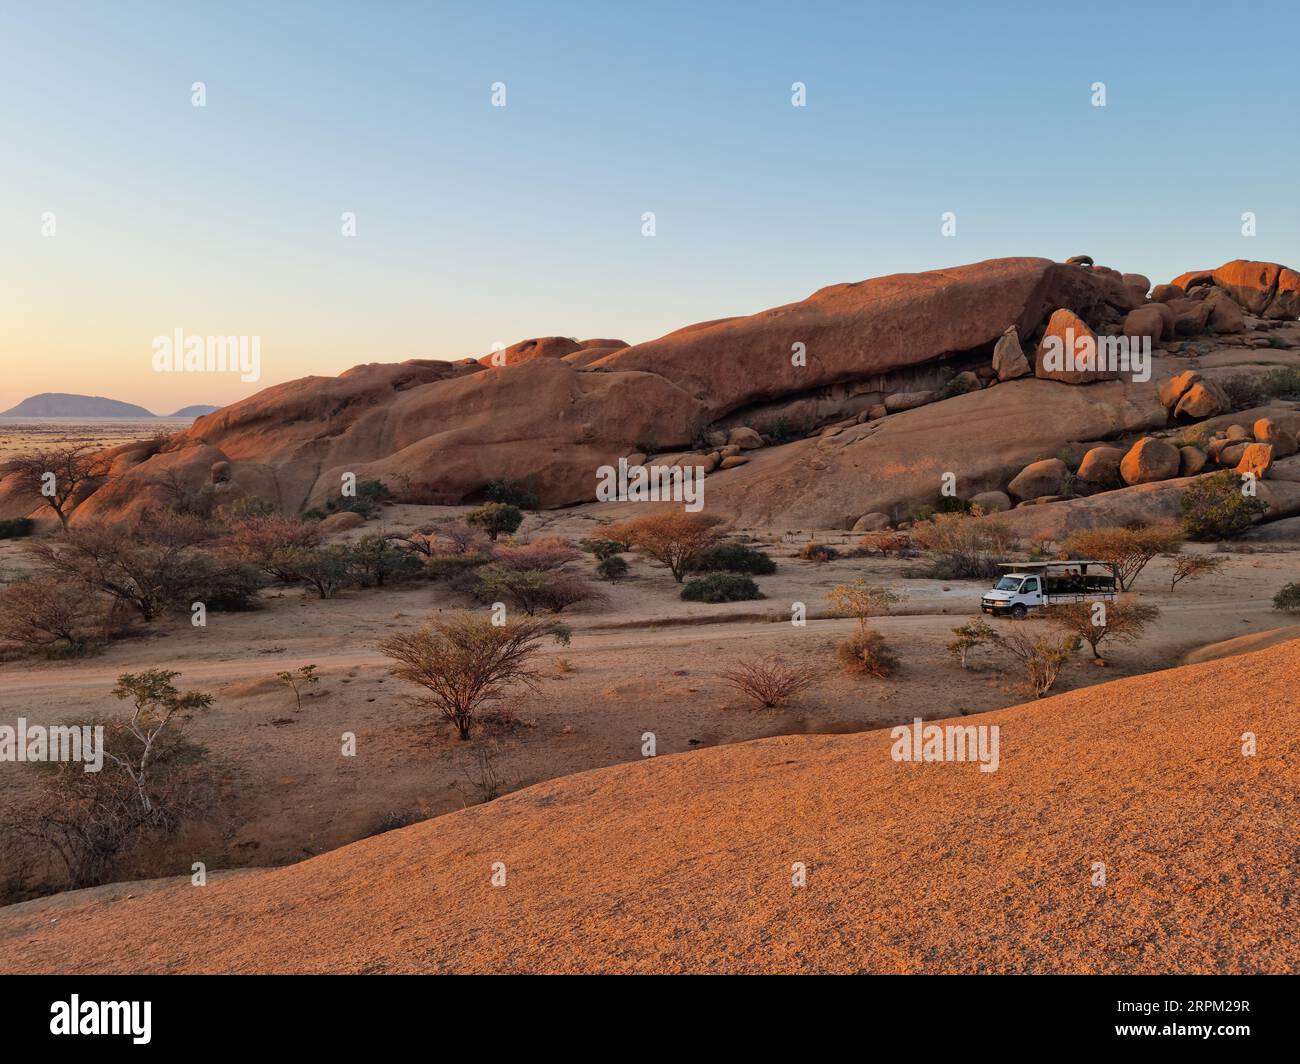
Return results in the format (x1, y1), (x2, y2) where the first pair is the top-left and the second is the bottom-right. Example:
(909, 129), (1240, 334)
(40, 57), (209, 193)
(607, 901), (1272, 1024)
(1171, 260), (1300, 320)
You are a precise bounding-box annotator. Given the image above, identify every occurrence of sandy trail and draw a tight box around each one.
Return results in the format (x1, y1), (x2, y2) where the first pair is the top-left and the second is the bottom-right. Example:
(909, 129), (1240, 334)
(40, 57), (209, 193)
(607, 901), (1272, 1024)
(0, 593), (1281, 695)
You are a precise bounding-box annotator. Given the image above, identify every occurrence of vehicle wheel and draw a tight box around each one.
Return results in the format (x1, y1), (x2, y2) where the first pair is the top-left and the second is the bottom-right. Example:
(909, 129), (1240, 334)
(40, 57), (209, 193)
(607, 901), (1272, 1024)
(1010, 604), (1027, 620)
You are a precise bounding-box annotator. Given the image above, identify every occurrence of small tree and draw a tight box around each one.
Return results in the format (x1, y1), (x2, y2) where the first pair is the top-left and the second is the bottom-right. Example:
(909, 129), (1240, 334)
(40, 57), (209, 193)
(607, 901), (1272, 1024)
(1045, 599), (1160, 662)
(721, 658), (818, 709)
(1274, 583), (1300, 614)
(1180, 471), (1269, 540)
(224, 512), (322, 582)
(350, 535), (424, 587)
(0, 577), (102, 656)
(286, 545), (357, 598)
(477, 568), (603, 615)
(1167, 554), (1227, 592)
(827, 579), (901, 625)
(2, 444), (109, 529)
(857, 531), (909, 557)
(379, 613), (569, 740)
(947, 618), (999, 669)
(109, 670), (213, 814)
(466, 503), (524, 541)
(603, 511), (725, 582)
(1061, 523), (1184, 591)
(276, 664), (319, 712)
(995, 630), (1079, 697)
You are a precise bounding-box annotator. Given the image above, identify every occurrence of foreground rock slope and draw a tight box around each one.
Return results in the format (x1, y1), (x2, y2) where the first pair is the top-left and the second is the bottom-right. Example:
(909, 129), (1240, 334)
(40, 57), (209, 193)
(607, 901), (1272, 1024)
(1, 639), (1295, 974)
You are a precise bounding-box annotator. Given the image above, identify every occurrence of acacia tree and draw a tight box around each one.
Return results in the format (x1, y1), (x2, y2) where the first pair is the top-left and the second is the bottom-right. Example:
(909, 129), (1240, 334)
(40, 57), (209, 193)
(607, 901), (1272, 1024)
(1045, 599), (1160, 662)
(2, 444), (109, 529)
(947, 618), (999, 669)
(603, 512), (724, 582)
(1060, 523), (1184, 591)
(1166, 554), (1227, 593)
(0, 577), (99, 655)
(379, 613), (570, 740)
(109, 670), (213, 814)
(827, 579), (901, 627)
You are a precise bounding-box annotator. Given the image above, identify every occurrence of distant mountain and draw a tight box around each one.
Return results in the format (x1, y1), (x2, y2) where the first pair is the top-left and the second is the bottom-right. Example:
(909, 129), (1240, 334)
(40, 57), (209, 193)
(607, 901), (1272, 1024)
(167, 405), (220, 419)
(0, 393), (219, 419)
(0, 393), (157, 418)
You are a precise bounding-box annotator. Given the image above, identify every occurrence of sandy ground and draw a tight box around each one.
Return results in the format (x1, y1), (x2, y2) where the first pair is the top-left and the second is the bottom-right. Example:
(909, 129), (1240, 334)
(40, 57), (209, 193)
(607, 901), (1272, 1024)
(1, 502), (1297, 890)
(0, 636), (1295, 974)
(0, 418), (190, 462)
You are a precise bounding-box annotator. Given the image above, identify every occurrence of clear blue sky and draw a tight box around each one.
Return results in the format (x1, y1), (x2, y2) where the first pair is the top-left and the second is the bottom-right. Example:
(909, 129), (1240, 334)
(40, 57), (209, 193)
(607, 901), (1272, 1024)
(1, 0), (1296, 411)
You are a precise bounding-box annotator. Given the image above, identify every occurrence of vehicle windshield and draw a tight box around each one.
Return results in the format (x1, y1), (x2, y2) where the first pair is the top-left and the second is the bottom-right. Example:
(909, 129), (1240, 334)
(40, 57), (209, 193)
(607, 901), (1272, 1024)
(994, 577), (1022, 591)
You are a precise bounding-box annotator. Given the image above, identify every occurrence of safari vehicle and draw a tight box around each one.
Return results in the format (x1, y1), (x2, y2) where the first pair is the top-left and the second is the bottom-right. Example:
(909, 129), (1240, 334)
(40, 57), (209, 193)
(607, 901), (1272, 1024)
(980, 560), (1117, 619)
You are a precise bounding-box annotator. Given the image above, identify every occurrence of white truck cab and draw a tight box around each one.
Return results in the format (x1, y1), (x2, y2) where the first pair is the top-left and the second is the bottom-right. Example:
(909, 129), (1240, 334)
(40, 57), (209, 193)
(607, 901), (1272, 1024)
(981, 560), (1117, 619)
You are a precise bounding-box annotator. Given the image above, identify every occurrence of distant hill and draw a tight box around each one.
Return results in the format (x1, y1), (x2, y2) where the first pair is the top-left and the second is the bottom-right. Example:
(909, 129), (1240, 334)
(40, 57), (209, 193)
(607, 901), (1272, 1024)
(0, 393), (157, 418)
(167, 405), (220, 419)
(0, 394), (218, 419)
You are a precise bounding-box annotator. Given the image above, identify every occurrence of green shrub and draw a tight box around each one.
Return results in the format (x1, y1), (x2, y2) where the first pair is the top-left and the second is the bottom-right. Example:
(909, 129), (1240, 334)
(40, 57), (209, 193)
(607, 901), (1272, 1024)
(350, 535), (425, 587)
(937, 373), (974, 399)
(1274, 582), (1300, 614)
(689, 542), (776, 575)
(323, 478), (394, 518)
(680, 573), (763, 602)
(1218, 374), (1265, 411)
(484, 478), (539, 509)
(1180, 471), (1269, 540)
(1263, 366), (1300, 399)
(596, 555), (629, 582)
(0, 517), (35, 539)
(581, 538), (625, 561)
(467, 502), (524, 541)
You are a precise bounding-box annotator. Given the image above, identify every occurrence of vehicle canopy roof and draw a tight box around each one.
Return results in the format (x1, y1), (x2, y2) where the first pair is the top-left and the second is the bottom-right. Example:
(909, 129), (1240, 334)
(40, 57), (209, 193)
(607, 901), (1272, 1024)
(996, 560), (1113, 571)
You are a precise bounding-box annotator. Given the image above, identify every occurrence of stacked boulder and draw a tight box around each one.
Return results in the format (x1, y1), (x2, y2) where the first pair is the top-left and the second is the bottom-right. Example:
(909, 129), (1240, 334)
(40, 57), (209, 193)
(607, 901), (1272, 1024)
(1158, 370), (1231, 420)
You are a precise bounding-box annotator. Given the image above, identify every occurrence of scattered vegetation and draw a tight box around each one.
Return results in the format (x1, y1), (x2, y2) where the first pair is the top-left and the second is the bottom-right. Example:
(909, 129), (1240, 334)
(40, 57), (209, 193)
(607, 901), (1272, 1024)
(1274, 583), (1300, 614)
(2, 444), (109, 529)
(721, 657), (818, 709)
(1061, 523), (1184, 591)
(680, 572), (762, 602)
(1045, 600), (1160, 662)
(276, 664), (319, 712)
(484, 478), (540, 509)
(1166, 554), (1228, 592)
(995, 630), (1079, 698)
(910, 511), (1017, 580)
(947, 618), (999, 669)
(1180, 472), (1269, 540)
(1262, 366), (1300, 399)
(378, 613), (569, 740)
(797, 541), (838, 564)
(827, 579), (900, 625)
(689, 542), (776, 575)
(466, 502), (524, 541)
(596, 555), (629, 582)
(835, 626), (899, 678)
(604, 512), (725, 582)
